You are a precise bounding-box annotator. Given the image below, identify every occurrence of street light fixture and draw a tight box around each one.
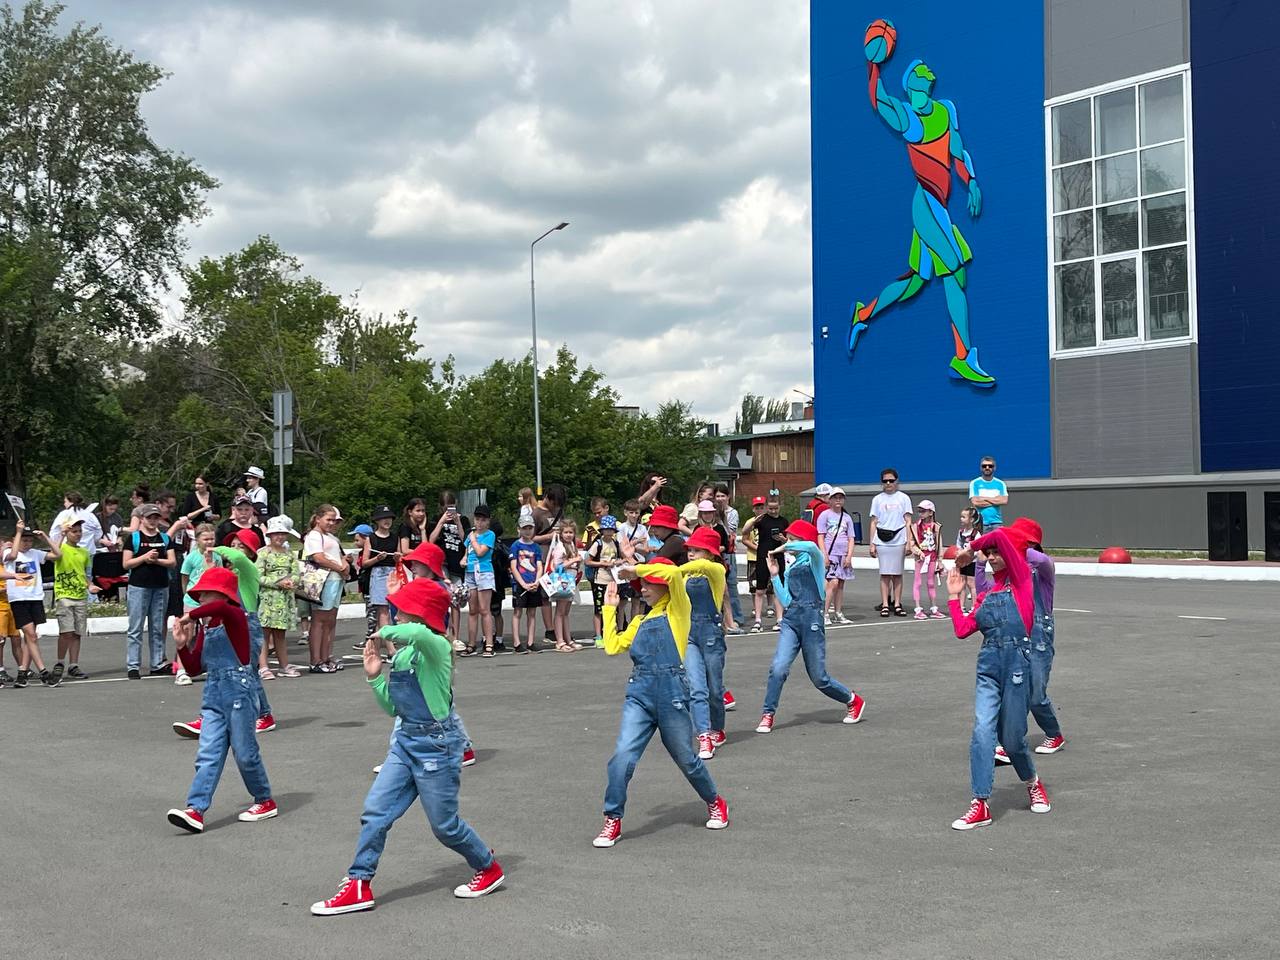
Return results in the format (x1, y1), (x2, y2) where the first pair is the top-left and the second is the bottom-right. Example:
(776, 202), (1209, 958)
(530, 221), (569, 497)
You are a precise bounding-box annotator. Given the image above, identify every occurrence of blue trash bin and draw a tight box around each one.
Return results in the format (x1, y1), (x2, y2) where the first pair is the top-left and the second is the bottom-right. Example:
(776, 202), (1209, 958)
(850, 511), (863, 545)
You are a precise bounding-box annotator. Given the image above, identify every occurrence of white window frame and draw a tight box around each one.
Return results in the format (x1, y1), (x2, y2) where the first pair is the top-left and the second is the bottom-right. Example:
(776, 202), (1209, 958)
(1044, 65), (1197, 359)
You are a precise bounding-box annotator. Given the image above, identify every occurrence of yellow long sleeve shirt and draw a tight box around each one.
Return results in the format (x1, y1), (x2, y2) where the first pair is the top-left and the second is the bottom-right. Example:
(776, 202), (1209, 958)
(681, 556), (726, 609)
(602, 561), (692, 661)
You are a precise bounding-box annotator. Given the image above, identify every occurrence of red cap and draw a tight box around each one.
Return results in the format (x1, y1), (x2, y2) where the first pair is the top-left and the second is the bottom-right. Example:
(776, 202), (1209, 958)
(387, 578), (450, 633)
(1009, 517), (1044, 549)
(785, 519), (820, 545)
(648, 504), (680, 531)
(403, 541), (445, 579)
(751, 496), (766, 506)
(223, 527), (262, 558)
(641, 556), (676, 585)
(685, 527), (722, 557)
(187, 566), (240, 604)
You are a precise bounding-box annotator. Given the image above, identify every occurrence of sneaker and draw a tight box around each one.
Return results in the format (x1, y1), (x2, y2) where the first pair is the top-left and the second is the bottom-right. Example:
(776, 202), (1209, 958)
(174, 671), (192, 686)
(41, 669), (59, 687)
(462, 747), (477, 767)
(913, 607), (927, 620)
(994, 745), (1012, 765)
(766, 608), (775, 618)
(722, 690), (737, 711)
(238, 799), (279, 822)
(67, 665), (89, 680)
(705, 795), (729, 830)
(311, 877), (375, 916)
(453, 857), (505, 898)
(1035, 735), (1066, 755)
(372, 764), (383, 775)
(14, 670), (28, 688)
(51, 663), (65, 683)
(843, 692), (866, 724)
(749, 621), (762, 634)
(593, 816), (622, 848)
(833, 611), (849, 625)
(174, 717), (202, 739)
(929, 606), (947, 620)
(755, 713), (775, 734)
(824, 612), (833, 626)
(697, 733), (715, 760)
(950, 798), (992, 831)
(150, 661), (173, 676)
(255, 714), (276, 734)
(1028, 779), (1051, 814)
(710, 729), (726, 748)
(0, 669), (12, 686)
(167, 807), (205, 833)
(593, 636), (605, 649)
(127, 669), (141, 680)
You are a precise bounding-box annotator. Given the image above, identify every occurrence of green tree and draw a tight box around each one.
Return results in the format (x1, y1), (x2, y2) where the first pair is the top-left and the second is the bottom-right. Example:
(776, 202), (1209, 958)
(0, 0), (215, 497)
(732, 393), (791, 433)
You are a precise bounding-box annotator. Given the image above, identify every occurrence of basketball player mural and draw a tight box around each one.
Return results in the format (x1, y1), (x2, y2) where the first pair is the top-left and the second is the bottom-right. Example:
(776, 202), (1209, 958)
(848, 19), (995, 388)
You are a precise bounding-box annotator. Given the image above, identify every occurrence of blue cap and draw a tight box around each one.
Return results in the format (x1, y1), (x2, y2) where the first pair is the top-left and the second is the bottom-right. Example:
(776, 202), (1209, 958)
(600, 515), (618, 530)
(350, 523), (374, 536)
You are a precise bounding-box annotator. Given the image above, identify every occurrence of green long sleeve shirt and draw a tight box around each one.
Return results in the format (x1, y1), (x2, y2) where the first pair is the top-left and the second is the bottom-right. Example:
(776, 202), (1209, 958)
(367, 623), (454, 720)
(213, 546), (260, 613)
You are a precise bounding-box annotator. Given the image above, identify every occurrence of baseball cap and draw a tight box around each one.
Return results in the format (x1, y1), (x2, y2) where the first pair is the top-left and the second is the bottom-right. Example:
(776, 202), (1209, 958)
(696, 499), (716, 512)
(473, 503), (491, 518)
(231, 495), (253, 507)
(600, 515), (618, 530)
(916, 499), (936, 512)
(349, 523), (374, 537)
(137, 503), (162, 517)
(751, 496), (766, 506)
(814, 482), (835, 498)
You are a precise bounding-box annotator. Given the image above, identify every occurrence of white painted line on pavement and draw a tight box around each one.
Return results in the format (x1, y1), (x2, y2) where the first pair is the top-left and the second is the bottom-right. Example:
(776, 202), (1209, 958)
(1057, 608), (1093, 613)
(1177, 615), (1227, 621)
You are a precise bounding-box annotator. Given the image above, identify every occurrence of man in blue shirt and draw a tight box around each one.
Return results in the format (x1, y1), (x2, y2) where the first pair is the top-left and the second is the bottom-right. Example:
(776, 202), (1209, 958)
(968, 457), (1008, 529)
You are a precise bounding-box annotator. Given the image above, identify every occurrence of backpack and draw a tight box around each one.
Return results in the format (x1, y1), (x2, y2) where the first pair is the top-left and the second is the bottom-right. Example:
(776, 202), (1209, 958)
(130, 531), (171, 553)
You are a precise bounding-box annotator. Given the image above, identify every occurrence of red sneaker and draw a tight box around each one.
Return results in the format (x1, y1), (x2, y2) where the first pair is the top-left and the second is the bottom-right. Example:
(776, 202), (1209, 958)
(722, 690), (737, 711)
(462, 747), (477, 767)
(696, 733), (715, 760)
(238, 799), (278, 822)
(173, 717), (201, 739)
(167, 807), (204, 833)
(950, 798), (992, 831)
(705, 795), (730, 830)
(843, 692), (866, 724)
(453, 856), (505, 898)
(255, 713), (276, 734)
(311, 877), (375, 916)
(592, 816), (622, 848)
(710, 729), (726, 748)
(1034, 735), (1065, 755)
(994, 745), (1012, 765)
(1028, 778), (1051, 814)
(755, 713), (775, 734)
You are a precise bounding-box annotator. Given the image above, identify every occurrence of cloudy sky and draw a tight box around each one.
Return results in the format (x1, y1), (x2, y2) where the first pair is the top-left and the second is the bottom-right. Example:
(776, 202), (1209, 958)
(73, 0), (815, 429)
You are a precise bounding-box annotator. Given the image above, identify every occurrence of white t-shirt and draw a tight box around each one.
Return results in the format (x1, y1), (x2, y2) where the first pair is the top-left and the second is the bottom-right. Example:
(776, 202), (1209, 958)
(50, 508), (104, 555)
(248, 486), (268, 508)
(303, 530), (342, 566)
(870, 491), (913, 533)
(5, 547), (49, 601)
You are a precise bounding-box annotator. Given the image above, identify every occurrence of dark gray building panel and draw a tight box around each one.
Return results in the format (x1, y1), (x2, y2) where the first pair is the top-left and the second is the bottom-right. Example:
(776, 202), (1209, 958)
(1052, 345), (1198, 478)
(1047, 0), (1188, 98)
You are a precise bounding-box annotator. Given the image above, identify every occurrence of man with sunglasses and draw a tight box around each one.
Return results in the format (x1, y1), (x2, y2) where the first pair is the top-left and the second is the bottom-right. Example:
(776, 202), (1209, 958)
(968, 458), (1008, 531)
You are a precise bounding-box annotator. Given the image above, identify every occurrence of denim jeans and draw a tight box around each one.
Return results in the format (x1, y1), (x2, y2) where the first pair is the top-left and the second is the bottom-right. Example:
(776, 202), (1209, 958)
(724, 554), (743, 623)
(685, 631), (726, 734)
(126, 585), (169, 670)
(350, 725), (492, 879)
(970, 637), (1036, 798)
(186, 668), (272, 811)
(604, 667), (718, 819)
(762, 615), (852, 715)
(1028, 630), (1062, 740)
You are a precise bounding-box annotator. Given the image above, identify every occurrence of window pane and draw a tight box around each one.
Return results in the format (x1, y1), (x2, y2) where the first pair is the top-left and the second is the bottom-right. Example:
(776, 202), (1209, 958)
(1140, 76), (1183, 145)
(1053, 99), (1092, 164)
(1141, 142), (1185, 194)
(1143, 192), (1187, 246)
(1145, 246), (1189, 339)
(1054, 211), (1094, 261)
(1097, 153), (1138, 202)
(1053, 161), (1093, 211)
(1056, 262), (1096, 349)
(1095, 88), (1136, 155)
(1100, 259), (1138, 340)
(1097, 202), (1139, 254)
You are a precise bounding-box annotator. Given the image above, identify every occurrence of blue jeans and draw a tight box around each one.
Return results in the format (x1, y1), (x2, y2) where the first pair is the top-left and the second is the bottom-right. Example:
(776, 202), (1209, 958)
(1028, 635), (1061, 740)
(724, 555), (743, 623)
(762, 616), (852, 715)
(685, 631), (726, 734)
(604, 669), (718, 819)
(126, 585), (169, 670)
(970, 638), (1036, 798)
(187, 669), (272, 811)
(350, 726), (491, 879)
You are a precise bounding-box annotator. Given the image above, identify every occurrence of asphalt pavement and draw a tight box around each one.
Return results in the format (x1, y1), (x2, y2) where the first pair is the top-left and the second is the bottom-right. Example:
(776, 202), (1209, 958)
(6, 576), (1278, 960)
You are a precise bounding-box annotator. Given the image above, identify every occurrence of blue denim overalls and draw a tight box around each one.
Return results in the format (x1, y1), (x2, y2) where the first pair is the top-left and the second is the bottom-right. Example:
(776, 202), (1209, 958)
(349, 649), (492, 879)
(603, 609), (718, 819)
(762, 556), (852, 715)
(245, 610), (272, 718)
(1027, 569), (1061, 740)
(969, 588), (1037, 798)
(685, 572), (726, 735)
(186, 618), (271, 812)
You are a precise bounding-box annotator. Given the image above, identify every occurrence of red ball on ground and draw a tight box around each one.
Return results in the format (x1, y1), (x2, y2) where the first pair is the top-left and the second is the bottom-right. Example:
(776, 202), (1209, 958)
(1098, 546), (1132, 564)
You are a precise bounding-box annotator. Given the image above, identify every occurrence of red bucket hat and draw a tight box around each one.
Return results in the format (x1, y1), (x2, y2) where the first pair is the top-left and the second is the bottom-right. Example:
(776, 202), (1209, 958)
(224, 527), (262, 559)
(785, 519), (820, 545)
(641, 556), (677, 585)
(387, 578), (450, 633)
(685, 527), (722, 557)
(1009, 517), (1044, 549)
(648, 504), (680, 531)
(187, 566), (240, 604)
(403, 541), (445, 579)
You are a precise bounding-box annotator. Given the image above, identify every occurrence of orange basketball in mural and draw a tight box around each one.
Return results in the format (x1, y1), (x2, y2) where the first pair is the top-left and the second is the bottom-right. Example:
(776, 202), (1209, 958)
(864, 19), (897, 64)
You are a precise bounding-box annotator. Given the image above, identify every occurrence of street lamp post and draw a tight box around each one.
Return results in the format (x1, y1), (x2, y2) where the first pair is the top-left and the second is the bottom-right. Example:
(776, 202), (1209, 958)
(529, 221), (569, 497)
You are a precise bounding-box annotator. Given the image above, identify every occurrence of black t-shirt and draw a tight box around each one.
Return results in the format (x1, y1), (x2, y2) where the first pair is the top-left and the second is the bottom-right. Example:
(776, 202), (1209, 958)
(655, 531), (688, 565)
(182, 492), (222, 523)
(397, 522), (424, 552)
(436, 514), (472, 576)
(753, 515), (789, 562)
(711, 523), (731, 568)
(128, 530), (172, 588)
(367, 531), (398, 568)
(215, 519), (262, 548)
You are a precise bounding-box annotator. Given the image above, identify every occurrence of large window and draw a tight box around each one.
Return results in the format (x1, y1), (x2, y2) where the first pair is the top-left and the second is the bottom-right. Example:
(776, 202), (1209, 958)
(1047, 70), (1194, 353)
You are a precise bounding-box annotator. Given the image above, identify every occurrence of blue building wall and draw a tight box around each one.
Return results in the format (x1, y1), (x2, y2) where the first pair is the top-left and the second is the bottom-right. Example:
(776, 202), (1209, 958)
(811, 1), (1050, 484)
(1191, 0), (1280, 472)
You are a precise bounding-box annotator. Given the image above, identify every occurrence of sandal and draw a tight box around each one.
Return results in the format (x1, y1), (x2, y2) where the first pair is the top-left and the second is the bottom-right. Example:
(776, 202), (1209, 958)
(309, 662), (335, 674)
(258, 666), (275, 681)
(879, 607), (891, 618)
(458, 647), (476, 657)
(279, 664), (302, 678)
(555, 642), (576, 653)
(893, 605), (908, 617)
(481, 644), (495, 658)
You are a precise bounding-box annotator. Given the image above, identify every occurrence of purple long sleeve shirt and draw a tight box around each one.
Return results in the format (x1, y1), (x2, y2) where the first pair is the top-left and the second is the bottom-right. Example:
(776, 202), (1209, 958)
(976, 547), (1055, 614)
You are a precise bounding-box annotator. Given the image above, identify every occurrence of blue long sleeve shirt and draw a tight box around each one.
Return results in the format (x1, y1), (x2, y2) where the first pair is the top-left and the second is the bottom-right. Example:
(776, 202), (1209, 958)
(771, 540), (826, 607)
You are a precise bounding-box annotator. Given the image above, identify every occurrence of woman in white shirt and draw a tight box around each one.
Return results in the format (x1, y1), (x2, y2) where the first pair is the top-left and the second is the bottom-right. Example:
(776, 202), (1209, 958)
(303, 503), (348, 673)
(868, 468), (913, 617)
